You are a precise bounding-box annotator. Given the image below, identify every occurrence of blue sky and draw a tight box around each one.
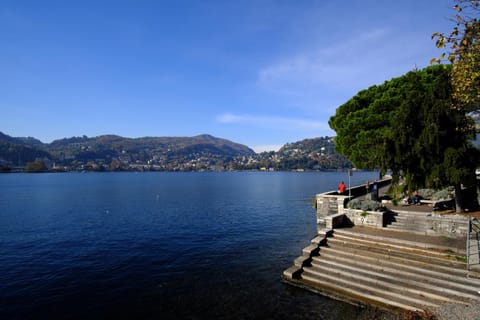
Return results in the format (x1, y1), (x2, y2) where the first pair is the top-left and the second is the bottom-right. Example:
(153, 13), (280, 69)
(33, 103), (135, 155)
(1, 0), (455, 152)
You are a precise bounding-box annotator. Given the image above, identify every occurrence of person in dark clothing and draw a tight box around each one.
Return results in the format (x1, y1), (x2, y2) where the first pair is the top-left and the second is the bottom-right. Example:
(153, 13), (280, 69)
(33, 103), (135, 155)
(372, 181), (379, 201)
(413, 190), (421, 205)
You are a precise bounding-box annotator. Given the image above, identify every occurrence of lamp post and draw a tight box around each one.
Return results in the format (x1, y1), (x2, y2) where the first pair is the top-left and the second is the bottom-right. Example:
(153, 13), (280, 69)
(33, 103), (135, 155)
(348, 169), (352, 198)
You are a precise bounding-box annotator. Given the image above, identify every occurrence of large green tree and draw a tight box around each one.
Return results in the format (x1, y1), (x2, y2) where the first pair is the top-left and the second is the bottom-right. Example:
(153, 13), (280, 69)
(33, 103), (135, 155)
(329, 65), (478, 211)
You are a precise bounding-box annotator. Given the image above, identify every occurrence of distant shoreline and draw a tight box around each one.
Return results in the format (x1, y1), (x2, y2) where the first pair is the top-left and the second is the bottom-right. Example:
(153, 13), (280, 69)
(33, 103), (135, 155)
(0, 168), (371, 174)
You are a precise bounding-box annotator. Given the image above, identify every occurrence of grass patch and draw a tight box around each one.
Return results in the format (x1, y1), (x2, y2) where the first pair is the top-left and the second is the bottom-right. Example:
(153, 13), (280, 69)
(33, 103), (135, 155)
(447, 255), (467, 263)
(360, 211), (370, 218)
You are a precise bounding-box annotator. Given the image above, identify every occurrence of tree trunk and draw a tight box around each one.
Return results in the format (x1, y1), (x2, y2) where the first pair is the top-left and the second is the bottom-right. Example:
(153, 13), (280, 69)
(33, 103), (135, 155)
(454, 183), (463, 213)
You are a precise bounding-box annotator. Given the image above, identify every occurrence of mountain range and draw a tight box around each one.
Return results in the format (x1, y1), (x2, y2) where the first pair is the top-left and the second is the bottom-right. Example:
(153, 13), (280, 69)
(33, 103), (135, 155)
(0, 131), (351, 171)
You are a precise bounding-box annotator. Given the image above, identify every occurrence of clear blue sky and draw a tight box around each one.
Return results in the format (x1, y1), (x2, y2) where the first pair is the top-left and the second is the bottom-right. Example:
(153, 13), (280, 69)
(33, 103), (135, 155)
(0, 0), (455, 152)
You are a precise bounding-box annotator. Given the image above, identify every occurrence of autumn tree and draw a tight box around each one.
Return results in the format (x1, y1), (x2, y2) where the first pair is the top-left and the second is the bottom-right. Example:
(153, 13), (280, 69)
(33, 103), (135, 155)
(432, 0), (479, 113)
(25, 160), (48, 172)
(329, 65), (479, 211)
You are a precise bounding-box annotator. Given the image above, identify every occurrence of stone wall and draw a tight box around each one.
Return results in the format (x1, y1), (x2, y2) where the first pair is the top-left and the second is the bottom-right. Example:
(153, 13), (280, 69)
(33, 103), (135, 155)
(426, 213), (469, 236)
(344, 209), (385, 228)
(315, 195), (347, 227)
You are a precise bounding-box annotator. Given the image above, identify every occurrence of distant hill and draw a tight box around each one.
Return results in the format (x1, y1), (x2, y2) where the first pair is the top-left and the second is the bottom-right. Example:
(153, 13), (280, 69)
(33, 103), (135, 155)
(48, 134), (253, 155)
(45, 133), (254, 160)
(0, 132), (352, 171)
(0, 132), (255, 170)
(0, 132), (51, 167)
(255, 136), (352, 171)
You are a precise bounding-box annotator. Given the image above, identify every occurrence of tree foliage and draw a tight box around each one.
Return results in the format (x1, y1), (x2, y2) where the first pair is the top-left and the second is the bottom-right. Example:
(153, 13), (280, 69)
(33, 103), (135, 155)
(432, 0), (480, 113)
(451, 41), (480, 112)
(25, 160), (47, 172)
(329, 65), (478, 208)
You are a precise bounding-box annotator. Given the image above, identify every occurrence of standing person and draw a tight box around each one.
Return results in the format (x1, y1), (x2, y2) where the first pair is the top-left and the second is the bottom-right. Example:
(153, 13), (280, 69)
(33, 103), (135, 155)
(338, 181), (346, 194)
(365, 180), (371, 200)
(372, 181), (379, 201)
(403, 191), (411, 205)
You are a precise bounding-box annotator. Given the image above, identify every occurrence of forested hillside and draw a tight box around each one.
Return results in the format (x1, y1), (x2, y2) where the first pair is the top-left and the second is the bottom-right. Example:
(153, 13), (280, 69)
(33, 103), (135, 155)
(0, 132), (352, 171)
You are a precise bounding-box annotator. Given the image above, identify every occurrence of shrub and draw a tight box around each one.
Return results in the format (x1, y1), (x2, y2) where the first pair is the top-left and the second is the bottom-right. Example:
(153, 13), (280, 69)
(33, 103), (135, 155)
(361, 200), (382, 211)
(432, 189), (450, 200)
(418, 189), (435, 199)
(348, 199), (382, 211)
(347, 199), (362, 209)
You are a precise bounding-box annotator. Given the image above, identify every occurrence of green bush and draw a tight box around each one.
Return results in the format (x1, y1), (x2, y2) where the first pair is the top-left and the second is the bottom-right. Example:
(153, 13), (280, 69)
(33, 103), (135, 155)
(348, 199), (382, 211)
(417, 188), (452, 200)
(432, 189), (450, 200)
(418, 188), (435, 199)
(347, 199), (362, 209)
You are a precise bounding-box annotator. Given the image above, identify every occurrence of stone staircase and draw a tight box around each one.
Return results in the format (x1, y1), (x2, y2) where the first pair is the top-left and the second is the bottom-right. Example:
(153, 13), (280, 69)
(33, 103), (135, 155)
(386, 209), (430, 233)
(384, 208), (469, 236)
(283, 227), (480, 314)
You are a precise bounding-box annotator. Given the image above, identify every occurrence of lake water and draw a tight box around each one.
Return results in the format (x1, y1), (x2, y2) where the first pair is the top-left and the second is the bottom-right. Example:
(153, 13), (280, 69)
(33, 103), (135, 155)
(0, 171), (392, 319)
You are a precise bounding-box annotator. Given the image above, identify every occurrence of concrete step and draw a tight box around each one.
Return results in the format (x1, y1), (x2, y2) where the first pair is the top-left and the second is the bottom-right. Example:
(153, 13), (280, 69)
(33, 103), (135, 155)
(390, 216), (429, 224)
(391, 211), (429, 218)
(385, 211), (469, 235)
(296, 272), (421, 313)
(386, 213), (429, 231)
(313, 250), (480, 301)
(391, 209), (432, 216)
(388, 211), (469, 224)
(386, 224), (469, 237)
(389, 221), (429, 229)
(392, 212), (427, 217)
(328, 233), (466, 269)
(385, 223), (429, 233)
(333, 228), (467, 256)
(385, 224), (450, 236)
(386, 226), (428, 233)
(389, 214), (427, 221)
(301, 267), (439, 311)
(318, 245), (472, 289)
(305, 261), (459, 308)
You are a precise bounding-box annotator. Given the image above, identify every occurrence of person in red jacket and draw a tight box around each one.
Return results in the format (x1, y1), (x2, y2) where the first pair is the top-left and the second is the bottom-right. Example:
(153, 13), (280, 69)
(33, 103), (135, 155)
(338, 181), (346, 194)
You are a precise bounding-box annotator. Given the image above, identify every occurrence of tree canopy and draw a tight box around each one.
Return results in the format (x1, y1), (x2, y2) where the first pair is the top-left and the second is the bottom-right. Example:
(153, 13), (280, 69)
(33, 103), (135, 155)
(329, 65), (478, 209)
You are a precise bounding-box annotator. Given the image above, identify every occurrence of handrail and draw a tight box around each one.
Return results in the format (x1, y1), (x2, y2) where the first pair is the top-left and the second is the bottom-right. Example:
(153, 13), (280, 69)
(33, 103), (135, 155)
(467, 214), (471, 268)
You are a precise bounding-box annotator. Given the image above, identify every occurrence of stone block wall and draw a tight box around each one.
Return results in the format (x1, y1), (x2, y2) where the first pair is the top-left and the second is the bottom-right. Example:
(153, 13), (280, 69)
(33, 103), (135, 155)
(315, 195), (349, 227)
(344, 209), (385, 228)
(426, 214), (469, 236)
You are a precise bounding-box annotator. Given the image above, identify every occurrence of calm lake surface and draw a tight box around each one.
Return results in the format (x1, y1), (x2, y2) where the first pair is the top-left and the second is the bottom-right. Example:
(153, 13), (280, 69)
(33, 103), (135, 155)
(0, 171), (390, 319)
